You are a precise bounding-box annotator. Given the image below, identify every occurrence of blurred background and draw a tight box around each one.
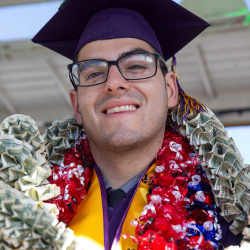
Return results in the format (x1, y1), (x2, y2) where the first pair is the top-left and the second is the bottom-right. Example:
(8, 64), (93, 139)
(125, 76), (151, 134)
(0, 0), (250, 162)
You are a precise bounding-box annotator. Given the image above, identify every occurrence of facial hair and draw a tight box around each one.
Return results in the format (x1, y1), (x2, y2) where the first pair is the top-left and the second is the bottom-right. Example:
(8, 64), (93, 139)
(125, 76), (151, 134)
(80, 89), (168, 153)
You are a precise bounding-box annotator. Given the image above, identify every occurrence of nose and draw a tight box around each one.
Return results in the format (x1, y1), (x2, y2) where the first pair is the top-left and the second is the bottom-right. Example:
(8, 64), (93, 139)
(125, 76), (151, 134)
(104, 65), (131, 95)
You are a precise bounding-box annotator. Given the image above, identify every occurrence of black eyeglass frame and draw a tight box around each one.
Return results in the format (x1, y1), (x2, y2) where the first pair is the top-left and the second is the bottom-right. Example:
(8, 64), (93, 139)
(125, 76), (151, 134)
(67, 52), (167, 88)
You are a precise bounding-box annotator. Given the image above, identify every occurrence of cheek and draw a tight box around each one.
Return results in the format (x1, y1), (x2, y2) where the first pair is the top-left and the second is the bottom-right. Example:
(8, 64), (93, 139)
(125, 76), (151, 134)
(77, 87), (103, 122)
(144, 80), (168, 108)
(78, 91), (94, 116)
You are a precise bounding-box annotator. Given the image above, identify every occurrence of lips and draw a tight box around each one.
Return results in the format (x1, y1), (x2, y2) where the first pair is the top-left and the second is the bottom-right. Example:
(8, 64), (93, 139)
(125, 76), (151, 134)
(102, 101), (140, 115)
(106, 105), (137, 114)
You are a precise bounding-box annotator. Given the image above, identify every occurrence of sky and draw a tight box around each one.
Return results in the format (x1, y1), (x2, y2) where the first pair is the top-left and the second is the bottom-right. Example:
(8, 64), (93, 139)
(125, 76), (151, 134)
(1, 0), (250, 41)
(0, 0), (250, 163)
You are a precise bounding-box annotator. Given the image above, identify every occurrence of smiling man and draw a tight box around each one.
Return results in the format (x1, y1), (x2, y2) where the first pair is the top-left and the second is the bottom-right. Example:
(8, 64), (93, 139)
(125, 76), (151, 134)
(70, 38), (178, 191)
(32, 1), (245, 250)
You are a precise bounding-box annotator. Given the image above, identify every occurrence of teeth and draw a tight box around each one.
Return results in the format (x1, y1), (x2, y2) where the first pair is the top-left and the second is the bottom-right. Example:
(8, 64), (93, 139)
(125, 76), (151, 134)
(114, 107), (120, 112)
(106, 105), (137, 114)
(120, 106), (125, 111)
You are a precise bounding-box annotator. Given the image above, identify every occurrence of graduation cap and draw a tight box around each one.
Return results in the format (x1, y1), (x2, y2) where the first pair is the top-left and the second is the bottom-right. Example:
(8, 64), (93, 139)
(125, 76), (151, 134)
(32, 0), (209, 61)
(32, 0), (209, 119)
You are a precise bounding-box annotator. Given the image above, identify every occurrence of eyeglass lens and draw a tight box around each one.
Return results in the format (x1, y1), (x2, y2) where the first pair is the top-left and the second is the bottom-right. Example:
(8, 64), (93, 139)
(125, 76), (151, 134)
(71, 53), (157, 86)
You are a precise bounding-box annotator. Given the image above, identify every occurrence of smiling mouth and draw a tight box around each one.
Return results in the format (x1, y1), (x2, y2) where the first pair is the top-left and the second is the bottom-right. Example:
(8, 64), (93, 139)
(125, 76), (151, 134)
(103, 105), (139, 114)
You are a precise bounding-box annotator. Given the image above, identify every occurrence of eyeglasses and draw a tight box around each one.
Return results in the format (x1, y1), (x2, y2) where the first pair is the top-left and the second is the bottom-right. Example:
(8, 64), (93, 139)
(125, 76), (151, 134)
(67, 53), (167, 87)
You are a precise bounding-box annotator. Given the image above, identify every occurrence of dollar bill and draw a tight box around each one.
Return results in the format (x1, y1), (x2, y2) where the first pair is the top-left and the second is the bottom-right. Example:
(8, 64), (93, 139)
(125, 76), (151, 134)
(209, 154), (224, 170)
(212, 142), (228, 155)
(185, 114), (202, 134)
(200, 111), (217, 124)
(55, 119), (70, 131)
(211, 125), (228, 138)
(20, 120), (32, 134)
(0, 141), (6, 153)
(22, 157), (38, 175)
(28, 123), (39, 136)
(47, 135), (65, 149)
(68, 125), (80, 139)
(221, 204), (242, 222)
(190, 126), (203, 145)
(9, 125), (22, 135)
(43, 203), (59, 216)
(45, 143), (54, 159)
(59, 129), (71, 139)
(34, 134), (44, 144)
(210, 135), (230, 146)
(33, 152), (47, 167)
(49, 154), (64, 166)
(1, 153), (18, 169)
(9, 169), (26, 181)
(199, 143), (213, 156)
(240, 192), (250, 211)
(214, 162), (234, 177)
(235, 182), (250, 202)
(0, 135), (15, 149)
(230, 220), (248, 235)
(65, 114), (76, 125)
(219, 186), (235, 201)
(14, 131), (34, 143)
(47, 124), (60, 137)
(200, 119), (223, 132)
(213, 177), (232, 191)
(25, 184), (60, 202)
(31, 166), (51, 186)
(7, 145), (23, 164)
(18, 178), (36, 191)
(7, 228), (31, 247)
(233, 159), (247, 177)
(236, 169), (250, 184)
(197, 131), (211, 146)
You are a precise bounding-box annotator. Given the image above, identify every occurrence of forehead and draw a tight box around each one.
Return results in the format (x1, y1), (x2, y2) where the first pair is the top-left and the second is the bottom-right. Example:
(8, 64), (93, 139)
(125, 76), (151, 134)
(78, 38), (154, 61)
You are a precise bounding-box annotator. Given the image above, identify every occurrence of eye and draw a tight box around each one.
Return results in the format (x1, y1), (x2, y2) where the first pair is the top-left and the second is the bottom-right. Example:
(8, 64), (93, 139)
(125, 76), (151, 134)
(86, 72), (104, 80)
(127, 64), (146, 70)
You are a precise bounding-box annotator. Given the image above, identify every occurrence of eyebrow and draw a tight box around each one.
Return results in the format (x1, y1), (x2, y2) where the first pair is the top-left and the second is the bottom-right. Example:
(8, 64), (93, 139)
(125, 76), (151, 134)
(78, 47), (152, 63)
(119, 48), (151, 58)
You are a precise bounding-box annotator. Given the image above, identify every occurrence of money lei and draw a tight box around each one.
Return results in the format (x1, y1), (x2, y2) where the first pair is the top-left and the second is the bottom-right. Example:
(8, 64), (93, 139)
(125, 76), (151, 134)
(0, 115), (85, 249)
(170, 107), (250, 237)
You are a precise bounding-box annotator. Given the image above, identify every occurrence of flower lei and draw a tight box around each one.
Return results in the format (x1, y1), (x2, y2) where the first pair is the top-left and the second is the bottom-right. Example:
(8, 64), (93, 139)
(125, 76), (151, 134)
(45, 131), (93, 225)
(126, 131), (222, 250)
(45, 129), (222, 250)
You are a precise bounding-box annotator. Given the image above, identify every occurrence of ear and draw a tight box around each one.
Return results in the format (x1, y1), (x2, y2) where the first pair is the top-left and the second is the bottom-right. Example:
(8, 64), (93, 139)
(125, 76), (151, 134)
(165, 71), (178, 108)
(69, 89), (83, 125)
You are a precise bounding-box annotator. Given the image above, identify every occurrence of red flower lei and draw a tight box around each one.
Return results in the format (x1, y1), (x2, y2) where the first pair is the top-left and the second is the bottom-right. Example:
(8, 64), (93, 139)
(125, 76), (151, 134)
(45, 132), (93, 225)
(125, 131), (221, 250)
(45, 130), (221, 250)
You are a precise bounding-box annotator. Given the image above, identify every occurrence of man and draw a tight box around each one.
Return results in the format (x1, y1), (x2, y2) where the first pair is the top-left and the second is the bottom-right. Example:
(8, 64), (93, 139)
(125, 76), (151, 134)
(32, 1), (245, 249)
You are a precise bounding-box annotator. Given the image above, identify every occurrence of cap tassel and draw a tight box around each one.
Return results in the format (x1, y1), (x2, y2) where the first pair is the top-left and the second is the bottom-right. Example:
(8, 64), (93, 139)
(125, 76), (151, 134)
(171, 56), (206, 121)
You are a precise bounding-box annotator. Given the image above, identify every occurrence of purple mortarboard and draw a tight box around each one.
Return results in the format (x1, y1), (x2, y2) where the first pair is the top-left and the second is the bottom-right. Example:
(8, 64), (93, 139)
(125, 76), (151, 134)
(32, 0), (209, 61)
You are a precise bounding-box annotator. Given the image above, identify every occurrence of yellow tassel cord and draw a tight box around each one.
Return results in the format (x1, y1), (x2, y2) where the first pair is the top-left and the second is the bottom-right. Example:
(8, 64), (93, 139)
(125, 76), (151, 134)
(171, 61), (206, 120)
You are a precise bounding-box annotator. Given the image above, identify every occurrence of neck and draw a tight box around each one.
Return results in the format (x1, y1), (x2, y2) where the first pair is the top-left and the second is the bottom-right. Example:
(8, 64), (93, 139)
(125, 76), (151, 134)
(89, 131), (165, 189)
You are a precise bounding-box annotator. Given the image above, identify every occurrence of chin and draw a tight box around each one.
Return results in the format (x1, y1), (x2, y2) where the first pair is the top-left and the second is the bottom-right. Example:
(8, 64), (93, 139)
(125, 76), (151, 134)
(89, 127), (147, 152)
